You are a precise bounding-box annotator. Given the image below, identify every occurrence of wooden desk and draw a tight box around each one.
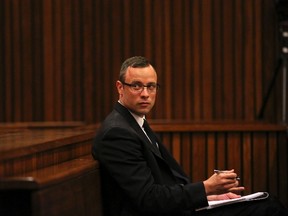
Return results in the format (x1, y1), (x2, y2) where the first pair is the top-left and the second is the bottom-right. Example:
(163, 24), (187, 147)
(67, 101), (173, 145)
(0, 121), (85, 134)
(0, 121), (85, 130)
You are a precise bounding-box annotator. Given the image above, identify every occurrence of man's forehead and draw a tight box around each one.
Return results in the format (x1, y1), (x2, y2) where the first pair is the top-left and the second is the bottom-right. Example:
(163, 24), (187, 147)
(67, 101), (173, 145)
(126, 66), (156, 77)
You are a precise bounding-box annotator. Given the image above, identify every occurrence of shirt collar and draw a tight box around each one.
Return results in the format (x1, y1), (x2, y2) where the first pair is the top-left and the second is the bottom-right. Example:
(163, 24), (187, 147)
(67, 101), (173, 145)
(118, 101), (145, 127)
(130, 111), (145, 128)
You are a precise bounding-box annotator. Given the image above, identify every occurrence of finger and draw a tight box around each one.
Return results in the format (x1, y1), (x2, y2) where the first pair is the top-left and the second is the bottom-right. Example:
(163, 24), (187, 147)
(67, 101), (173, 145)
(228, 186), (245, 193)
(220, 176), (238, 184)
(225, 192), (241, 199)
(221, 172), (238, 179)
(222, 176), (240, 183)
(222, 179), (242, 189)
(223, 182), (238, 190)
(215, 169), (234, 174)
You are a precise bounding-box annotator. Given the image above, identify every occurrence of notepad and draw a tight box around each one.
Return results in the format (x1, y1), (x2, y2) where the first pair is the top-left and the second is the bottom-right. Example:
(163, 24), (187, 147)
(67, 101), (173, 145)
(196, 192), (269, 211)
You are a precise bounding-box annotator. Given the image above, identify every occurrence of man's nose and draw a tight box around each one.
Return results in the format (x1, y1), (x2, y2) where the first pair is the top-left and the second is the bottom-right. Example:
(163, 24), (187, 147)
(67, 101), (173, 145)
(140, 87), (150, 95)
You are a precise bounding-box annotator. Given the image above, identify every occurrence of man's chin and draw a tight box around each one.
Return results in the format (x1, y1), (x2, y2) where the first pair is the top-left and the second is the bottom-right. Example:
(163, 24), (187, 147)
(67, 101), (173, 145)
(136, 108), (151, 116)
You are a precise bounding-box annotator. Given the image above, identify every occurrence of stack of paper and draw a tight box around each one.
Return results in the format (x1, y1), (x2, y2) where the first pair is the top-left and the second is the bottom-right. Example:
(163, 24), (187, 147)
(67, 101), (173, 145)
(197, 192), (269, 211)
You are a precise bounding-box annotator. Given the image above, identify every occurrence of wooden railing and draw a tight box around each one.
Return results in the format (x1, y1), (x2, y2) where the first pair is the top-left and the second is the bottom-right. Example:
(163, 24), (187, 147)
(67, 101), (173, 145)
(150, 120), (288, 206)
(0, 121), (287, 215)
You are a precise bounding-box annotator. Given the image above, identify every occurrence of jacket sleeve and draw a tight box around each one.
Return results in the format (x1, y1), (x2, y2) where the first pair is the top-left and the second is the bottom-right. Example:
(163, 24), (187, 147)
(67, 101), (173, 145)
(93, 127), (208, 213)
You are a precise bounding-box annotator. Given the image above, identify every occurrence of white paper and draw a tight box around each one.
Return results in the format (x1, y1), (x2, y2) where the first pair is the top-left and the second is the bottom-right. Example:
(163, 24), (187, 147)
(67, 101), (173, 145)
(197, 192), (269, 211)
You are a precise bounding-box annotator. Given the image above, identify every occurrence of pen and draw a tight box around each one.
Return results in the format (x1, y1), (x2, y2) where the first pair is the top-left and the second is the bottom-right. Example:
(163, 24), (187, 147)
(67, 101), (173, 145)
(214, 169), (241, 181)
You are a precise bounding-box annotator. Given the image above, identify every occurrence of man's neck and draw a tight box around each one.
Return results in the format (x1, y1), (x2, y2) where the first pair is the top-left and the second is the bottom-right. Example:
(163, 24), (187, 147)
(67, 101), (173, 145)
(118, 100), (144, 118)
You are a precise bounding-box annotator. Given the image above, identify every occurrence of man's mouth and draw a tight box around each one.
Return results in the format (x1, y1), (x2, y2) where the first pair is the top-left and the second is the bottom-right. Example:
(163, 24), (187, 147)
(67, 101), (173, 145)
(139, 102), (150, 106)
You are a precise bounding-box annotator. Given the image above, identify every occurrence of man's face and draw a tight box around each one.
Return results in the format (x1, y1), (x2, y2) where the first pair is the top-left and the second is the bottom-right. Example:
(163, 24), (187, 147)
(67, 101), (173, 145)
(116, 65), (158, 117)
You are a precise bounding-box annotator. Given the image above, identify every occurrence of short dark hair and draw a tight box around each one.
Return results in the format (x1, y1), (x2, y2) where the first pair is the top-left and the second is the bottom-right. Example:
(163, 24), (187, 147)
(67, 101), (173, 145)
(119, 56), (151, 82)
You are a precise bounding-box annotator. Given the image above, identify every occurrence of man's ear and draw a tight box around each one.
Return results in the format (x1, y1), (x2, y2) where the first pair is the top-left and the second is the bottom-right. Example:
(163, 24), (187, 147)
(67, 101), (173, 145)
(116, 80), (123, 94)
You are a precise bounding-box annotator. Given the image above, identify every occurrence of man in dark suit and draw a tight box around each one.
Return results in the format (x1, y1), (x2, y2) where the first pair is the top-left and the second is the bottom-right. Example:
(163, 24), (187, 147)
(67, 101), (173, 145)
(92, 56), (288, 216)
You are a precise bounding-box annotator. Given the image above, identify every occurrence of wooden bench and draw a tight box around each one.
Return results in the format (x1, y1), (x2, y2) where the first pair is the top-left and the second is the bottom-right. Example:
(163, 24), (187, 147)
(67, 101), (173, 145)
(0, 123), (102, 216)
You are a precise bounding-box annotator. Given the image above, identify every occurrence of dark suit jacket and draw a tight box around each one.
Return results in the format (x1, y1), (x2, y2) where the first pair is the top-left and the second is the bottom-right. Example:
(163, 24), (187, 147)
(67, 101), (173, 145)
(92, 103), (208, 216)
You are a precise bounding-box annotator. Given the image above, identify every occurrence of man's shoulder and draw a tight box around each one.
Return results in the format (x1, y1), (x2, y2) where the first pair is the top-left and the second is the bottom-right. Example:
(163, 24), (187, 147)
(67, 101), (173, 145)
(96, 109), (132, 137)
(95, 104), (142, 140)
(102, 109), (129, 128)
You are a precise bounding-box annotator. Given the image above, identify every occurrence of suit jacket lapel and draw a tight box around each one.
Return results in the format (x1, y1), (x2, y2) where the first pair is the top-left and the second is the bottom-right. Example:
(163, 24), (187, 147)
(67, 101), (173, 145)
(114, 103), (162, 158)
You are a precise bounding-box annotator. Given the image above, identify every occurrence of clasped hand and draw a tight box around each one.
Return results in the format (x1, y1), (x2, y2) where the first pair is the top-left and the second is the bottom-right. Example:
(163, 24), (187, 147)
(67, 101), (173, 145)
(203, 169), (245, 201)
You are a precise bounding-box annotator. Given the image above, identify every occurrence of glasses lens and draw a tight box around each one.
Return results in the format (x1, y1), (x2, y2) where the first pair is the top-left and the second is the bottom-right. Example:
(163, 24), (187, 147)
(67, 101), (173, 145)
(147, 84), (157, 92)
(131, 83), (142, 91)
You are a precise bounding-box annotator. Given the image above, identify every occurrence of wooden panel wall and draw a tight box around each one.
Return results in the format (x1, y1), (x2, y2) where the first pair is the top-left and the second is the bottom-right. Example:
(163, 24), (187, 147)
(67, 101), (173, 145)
(0, 0), (284, 123)
(151, 121), (288, 207)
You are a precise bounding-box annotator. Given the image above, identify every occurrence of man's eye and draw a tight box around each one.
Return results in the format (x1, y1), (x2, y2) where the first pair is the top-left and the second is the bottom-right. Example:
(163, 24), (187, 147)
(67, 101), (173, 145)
(132, 84), (142, 89)
(147, 84), (156, 90)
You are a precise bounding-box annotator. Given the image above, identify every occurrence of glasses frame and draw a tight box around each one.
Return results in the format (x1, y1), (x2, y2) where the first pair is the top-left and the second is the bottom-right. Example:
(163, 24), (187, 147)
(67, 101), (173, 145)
(122, 81), (160, 93)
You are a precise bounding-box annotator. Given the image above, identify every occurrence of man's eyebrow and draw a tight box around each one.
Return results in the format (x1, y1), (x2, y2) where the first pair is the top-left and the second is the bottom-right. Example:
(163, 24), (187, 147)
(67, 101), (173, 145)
(130, 81), (157, 84)
(130, 81), (142, 83)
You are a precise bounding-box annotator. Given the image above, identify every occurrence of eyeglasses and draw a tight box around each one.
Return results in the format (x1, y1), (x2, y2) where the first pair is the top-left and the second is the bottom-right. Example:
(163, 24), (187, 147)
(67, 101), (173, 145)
(122, 82), (160, 93)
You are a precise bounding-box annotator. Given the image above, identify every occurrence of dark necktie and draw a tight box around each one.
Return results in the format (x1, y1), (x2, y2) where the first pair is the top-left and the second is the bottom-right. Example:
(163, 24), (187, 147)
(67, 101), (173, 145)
(143, 120), (188, 183)
(143, 120), (158, 148)
(143, 120), (189, 183)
